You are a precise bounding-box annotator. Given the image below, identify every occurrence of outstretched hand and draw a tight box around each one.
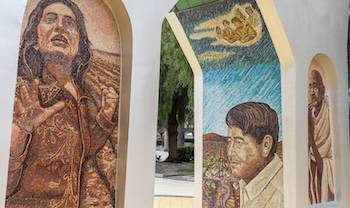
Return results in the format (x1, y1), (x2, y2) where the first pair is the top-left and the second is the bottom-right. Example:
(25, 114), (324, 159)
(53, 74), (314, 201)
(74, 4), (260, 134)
(14, 79), (65, 133)
(11, 79), (65, 157)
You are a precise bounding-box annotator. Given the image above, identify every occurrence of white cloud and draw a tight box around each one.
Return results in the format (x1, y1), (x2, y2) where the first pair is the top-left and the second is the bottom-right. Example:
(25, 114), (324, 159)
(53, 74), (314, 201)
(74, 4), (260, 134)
(198, 50), (236, 62)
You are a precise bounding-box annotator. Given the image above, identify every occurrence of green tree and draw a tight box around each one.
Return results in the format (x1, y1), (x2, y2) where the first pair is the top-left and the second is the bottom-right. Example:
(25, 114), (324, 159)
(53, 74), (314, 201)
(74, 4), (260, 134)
(158, 19), (194, 161)
(158, 0), (220, 161)
(173, 0), (219, 12)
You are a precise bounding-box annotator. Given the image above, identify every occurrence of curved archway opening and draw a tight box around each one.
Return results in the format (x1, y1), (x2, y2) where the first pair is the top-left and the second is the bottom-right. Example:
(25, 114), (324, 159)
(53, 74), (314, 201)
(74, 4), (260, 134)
(308, 54), (338, 205)
(5, 0), (132, 207)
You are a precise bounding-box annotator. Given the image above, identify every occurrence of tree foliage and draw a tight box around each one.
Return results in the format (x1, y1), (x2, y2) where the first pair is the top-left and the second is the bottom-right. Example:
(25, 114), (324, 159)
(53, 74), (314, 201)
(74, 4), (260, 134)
(173, 0), (219, 12)
(158, 19), (194, 128)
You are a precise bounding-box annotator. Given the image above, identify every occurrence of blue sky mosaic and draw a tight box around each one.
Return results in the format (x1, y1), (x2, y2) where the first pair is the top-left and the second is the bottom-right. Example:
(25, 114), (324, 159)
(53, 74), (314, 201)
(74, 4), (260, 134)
(176, 0), (283, 139)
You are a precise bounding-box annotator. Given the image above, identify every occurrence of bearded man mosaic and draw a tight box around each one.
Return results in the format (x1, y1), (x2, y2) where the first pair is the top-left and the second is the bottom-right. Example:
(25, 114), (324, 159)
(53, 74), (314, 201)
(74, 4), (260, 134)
(5, 0), (121, 207)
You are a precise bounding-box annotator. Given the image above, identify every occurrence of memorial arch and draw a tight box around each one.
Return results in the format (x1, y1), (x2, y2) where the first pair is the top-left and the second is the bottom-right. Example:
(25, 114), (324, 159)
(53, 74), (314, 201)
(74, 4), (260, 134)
(4, 0), (132, 207)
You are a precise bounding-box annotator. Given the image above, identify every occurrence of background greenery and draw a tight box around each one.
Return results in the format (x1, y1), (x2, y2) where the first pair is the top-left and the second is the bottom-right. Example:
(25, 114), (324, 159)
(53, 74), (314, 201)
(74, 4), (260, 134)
(157, 0), (221, 161)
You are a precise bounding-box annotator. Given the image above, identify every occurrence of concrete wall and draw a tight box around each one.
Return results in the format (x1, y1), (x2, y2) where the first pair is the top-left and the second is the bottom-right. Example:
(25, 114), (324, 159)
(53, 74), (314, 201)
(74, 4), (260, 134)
(0, 0), (348, 208)
(0, 0), (176, 208)
(274, 0), (350, 207)
(0, 0), (26, 206)
(121, 1), (177, 208)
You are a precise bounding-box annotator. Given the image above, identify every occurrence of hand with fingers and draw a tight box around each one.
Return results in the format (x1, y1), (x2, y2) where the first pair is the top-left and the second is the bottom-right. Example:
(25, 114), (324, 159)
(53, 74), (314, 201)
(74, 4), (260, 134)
(100, 87), (118, 121)
(11, 79), (65, 156)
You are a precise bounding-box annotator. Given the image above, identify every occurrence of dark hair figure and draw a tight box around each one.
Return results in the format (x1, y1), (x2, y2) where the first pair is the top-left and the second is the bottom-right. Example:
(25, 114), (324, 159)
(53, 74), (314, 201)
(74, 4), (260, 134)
(223, 19), (230, 26)
(226, 102), (279, 154)
(19, 0), (91, 90)
(6, 1), (119, 207)
(245, 6), (254, 15)
(220, 19), (237, 44)
(216, 26), (224, 39)
(225, 102), (283, 208)
(231, 16), (257, 44)
(231, 17), (243, 26)
(235, 8), (246, 22)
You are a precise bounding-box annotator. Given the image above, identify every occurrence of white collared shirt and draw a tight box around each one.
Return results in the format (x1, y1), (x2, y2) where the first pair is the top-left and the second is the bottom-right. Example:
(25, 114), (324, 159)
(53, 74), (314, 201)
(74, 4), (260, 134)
(239, 154), (284, 208)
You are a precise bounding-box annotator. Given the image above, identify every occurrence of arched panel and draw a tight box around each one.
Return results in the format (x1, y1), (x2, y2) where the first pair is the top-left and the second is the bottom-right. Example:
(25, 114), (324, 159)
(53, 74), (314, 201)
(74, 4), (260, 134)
(308, 54), (338, 206)
(4, 0), (132, 207)
(166, 0), (296, 207)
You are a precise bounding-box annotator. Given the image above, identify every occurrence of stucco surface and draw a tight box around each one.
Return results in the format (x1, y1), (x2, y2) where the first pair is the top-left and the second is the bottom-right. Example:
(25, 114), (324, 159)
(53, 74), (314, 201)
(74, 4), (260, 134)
(0, 0), (348, 208)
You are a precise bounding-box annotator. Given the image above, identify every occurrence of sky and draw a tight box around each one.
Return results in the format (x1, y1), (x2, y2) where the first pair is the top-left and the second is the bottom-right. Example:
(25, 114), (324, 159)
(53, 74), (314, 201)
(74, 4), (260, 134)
(176, 0), (283, 139)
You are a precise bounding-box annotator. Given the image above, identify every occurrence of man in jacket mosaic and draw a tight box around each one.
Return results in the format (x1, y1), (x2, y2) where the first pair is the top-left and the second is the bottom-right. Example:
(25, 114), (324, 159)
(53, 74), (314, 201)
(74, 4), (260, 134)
(5, 0), (120, 207)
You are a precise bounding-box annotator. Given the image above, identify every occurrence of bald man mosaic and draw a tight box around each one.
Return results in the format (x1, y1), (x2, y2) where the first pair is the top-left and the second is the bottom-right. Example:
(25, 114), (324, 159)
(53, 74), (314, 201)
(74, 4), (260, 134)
(308, 60), (335, 205)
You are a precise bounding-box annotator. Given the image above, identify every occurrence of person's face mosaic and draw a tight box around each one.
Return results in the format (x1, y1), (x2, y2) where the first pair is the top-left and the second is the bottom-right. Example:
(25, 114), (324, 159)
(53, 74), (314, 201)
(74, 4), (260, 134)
(37, 3), (80, 60)
(227, 126), (266, 181)
(309, 71), (324, 108)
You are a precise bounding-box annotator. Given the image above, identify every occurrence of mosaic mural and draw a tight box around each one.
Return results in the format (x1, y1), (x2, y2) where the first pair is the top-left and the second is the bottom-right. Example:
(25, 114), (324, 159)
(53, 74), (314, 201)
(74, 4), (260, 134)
(5, 0), (120, 207)
(308, 59), (335, 204)
(174, 0), (284, 207)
